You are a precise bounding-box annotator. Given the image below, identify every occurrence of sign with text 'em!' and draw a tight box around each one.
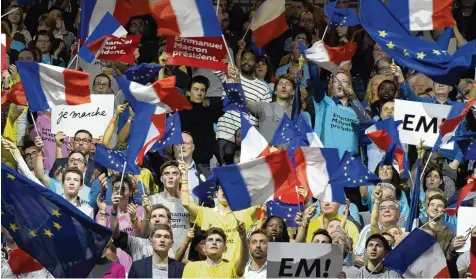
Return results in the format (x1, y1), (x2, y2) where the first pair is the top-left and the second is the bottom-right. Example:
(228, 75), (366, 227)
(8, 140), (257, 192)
(394, 99), (456, 150)
(267, 242), (343, 278)
(51, 94), (115, 138)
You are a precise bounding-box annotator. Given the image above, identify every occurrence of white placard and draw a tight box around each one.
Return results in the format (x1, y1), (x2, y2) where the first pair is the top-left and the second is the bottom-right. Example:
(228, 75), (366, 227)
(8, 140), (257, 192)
(456, 206), (476, 252)
(394, 99), (454, 150)
(51, 94), (115, 138)
(267, 242), (343, 278)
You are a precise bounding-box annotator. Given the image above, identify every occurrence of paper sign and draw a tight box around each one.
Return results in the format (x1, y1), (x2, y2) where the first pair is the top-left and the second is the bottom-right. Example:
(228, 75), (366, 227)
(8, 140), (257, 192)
(96, 35), (141, 64)
(165, 36), (227, 72)
(457, 206), (476, 253)
(267, 242), (343, 278)
(394, 99), (454, 149)
(51, 94), (115, 138)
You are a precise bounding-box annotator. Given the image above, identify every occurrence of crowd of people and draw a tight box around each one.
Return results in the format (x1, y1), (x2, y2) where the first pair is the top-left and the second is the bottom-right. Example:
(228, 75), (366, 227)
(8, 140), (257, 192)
(1, 0), (476, 278)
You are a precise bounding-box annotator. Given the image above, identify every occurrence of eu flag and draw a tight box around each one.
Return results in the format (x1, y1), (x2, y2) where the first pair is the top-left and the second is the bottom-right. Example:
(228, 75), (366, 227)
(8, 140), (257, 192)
(93, 144), (140, 174)
(150, 112), (184, 154)
(222, 82), (248, 113)
(329, 151), (381, 188)
(449, 132), (476, 160)
(359, 0), (476, 85)
(271, 114), (309, 165)
(192, 173), (217, 204)
(124, 63), (163, 85)
(267, 199), (301, 228)
(325, 1), (360, 26)
(1, 164), (112, 278)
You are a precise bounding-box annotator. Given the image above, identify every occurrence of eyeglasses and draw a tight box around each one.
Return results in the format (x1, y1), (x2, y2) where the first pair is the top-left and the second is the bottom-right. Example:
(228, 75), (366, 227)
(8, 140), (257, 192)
(74, 137), (92, 144)
(379, 205), (398, 212)
(24, 151), (38, 159)
(68, 158), (85, 164)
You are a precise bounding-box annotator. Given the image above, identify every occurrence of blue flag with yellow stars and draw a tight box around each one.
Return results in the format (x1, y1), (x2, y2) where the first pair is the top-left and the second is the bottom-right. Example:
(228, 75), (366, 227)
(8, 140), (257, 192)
(150, 112), (184, 154)
(329, 151), (381, 189)
(124, 63), (163, 85)
(222, 82), (248, 113)
(325, 1), (360, 26)
(266, 199), (302, 229)
(93, 144), (140, 175)
(1, 164), (112, 278)
(359, 0), (476, 85)
(449, 132), (476, 160)
(271, 114), (309, 166)
(192, 173), (218, 204)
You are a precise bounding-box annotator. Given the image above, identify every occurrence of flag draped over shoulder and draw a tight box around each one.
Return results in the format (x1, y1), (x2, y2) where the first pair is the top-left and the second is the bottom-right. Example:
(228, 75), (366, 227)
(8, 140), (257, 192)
(1, 164), (112, 278)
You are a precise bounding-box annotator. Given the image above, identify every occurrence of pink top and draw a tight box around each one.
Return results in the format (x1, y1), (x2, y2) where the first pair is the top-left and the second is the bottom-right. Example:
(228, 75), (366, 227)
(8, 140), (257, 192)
(29, 112), (69, 171)
(96, 205), (144, 273)
(102, 262), (126, 278)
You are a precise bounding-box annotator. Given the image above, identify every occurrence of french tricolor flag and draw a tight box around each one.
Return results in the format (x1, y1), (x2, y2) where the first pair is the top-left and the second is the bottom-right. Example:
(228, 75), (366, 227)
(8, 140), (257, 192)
(115, 76), (192, 113)
(388, 0), (455, 31)
(16, 62), (90, 112)
(78, 12), (128, 64)
(305, 41), (357, 73)
(250, 0), (288, 48)
(79, 0), (131, 40)
(383, 229), (450, 278)
(297, 114), (323, 148)
(294, 147), (345, 203)
(150, 0), (222, 37)
(240, 113), (270, 163)
(365, 117), (405, 172)
(214, 150), (296, 211)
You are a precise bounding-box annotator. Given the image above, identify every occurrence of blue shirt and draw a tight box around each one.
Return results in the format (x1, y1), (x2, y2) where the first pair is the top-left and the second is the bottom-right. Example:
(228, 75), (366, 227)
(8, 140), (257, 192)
(309, 63), (358, 157)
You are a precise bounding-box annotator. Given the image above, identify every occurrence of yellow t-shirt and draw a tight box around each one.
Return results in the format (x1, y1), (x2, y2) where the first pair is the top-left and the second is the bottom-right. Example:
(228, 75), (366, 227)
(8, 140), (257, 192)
(306, 215), (360, 245)
(182, 260), (238, 278)
(195, 207), (257, 264)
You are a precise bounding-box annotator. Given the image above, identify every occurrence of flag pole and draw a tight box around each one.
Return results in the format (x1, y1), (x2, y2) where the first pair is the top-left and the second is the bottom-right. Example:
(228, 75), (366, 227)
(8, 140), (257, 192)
(192, 202), (205, 229)
(1, 7), (19, 18)
(67, 55), (78, 69)
(295, 186), (302, 213)
(419, 211), (444, 229)
(221, 35), (235, 66)
(118, 162), (127, 194)
(216, 0), (220, 15)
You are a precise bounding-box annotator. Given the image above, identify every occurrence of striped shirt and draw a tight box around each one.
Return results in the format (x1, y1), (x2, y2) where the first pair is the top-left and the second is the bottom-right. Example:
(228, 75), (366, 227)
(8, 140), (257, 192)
(215, 72), (271, 142)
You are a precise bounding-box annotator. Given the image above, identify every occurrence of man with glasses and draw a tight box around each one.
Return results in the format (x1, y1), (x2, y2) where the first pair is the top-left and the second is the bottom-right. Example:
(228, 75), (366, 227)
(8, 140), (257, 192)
(93, 74), (113, 94)
(355, 195), (402, 257)
(50, 129), (104, 187)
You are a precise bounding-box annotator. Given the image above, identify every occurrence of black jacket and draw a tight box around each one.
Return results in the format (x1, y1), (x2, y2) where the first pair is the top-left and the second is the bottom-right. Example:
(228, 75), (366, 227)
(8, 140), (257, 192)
(128, 256), (185, 278)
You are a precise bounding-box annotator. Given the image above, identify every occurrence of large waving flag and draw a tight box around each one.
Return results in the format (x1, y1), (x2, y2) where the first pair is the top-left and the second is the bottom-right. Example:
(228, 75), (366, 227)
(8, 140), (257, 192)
(115, 76), (192, 112)
(387, 0), (454, 31)
(433, 99), (475, 152)
(325, 1), (360, 26)
(93, 144), (140, 174)
(305, 41), (357, 74)
(383, 229), (450, 278)
(240, 113), (270, 163)
(406, 158), (421, 232)
(78, 12), (128, 64)
(267, 199), (302, 228)
(271, 114), (309, 165)
(250, 0), (288, 48)
(192, 173), (218, 205)
(150, 0), (222, 37)
(1, 165), (112, 278)
(294, 147), (344, 203)
(223, 82), (248, 113)
(365, 117), (406, 172)
(329, 151), (381, 189)
(149, 113), (184, 154)
(215, 150), (296, 211)
(79, 0), (131, 41)
(360, 0), (476, 85)
(16, 62), (90, 112)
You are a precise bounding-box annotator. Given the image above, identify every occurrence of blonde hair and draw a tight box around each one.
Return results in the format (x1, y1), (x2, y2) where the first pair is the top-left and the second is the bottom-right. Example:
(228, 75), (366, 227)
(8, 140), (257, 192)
(7, 5), (26, 31)
(365, 74), (393, 104)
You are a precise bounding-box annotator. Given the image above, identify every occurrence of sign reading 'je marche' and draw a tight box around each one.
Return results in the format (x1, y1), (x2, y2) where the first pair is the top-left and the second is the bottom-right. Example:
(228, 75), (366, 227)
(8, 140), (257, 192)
(51, 94), (115, 138)
(165, 36), (227, 72)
